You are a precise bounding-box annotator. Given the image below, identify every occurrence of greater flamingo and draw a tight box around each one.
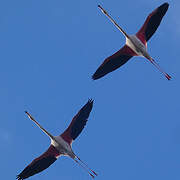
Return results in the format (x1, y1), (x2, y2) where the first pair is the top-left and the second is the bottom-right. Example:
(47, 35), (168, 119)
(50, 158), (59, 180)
(92, 3), (171, 80)
(17, 99), (97, 179)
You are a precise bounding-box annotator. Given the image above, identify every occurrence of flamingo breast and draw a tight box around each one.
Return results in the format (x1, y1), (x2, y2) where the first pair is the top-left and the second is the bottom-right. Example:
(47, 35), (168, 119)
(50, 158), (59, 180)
(51, 136), (74, 157)
(126, 35), (146, 56)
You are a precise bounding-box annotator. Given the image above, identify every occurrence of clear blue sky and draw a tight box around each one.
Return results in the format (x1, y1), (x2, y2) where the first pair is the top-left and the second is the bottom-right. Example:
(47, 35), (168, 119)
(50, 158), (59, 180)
(0, 0), (179, 179)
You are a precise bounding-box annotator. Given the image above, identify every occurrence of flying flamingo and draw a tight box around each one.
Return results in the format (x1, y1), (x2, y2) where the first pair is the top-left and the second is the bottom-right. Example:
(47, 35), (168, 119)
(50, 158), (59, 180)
(17, 99), (97, 179)
(92, 3), (171, 80)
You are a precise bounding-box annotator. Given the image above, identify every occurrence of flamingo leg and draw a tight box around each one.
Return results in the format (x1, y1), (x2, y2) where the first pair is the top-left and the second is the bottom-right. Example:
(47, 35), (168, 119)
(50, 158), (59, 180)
(72, 158), (95, 178)
(76, 155), (98, 176)
(148, 58), (171, 80)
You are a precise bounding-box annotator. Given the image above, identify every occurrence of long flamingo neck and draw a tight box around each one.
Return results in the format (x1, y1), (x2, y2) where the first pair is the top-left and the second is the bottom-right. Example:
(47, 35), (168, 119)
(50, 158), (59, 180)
(25, 111), (55, 140)
(98, 5), (129, 39)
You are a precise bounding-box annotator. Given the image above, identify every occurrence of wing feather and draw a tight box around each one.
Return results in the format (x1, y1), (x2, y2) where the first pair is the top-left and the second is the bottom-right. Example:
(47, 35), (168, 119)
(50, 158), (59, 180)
(61, 99), (93, 144)
(92, 45), (135, 80)
(136, 3), (169, 42)
(17, 145), (60, 180)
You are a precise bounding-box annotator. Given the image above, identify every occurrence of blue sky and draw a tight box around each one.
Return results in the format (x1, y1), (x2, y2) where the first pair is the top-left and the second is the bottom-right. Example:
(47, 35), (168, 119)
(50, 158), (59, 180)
(0, 0), (180, 179)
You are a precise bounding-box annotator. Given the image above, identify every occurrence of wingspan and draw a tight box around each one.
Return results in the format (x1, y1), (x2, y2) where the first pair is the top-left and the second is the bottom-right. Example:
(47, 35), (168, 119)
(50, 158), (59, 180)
(136, 3), (169, 42)
(17, 145), (60, 180)
(60, 99), (93, 144)
(92, 45), (135, 80)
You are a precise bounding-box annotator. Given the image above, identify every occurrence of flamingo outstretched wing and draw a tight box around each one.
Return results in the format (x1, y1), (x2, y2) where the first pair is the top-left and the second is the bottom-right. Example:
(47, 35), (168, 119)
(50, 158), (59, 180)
(92, 45), (136, 80)
(60, 99), (93, 144)
(136, 3), (169, 42)
(17, 145), (60, 180)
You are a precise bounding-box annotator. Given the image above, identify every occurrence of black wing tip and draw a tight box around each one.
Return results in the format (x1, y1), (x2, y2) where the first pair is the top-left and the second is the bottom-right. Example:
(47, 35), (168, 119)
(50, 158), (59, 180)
(92, 72), (103, 80)
(85, 99), (94, 110)
(159, 2), (169, 10)
(162, 2), (169, 7)
(16, 175), (22, 180)
(92, 74), (98, 80)
(92, 65), (105, 80)
(88, 99), (94, 105)
(156, 2), (169, 19)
